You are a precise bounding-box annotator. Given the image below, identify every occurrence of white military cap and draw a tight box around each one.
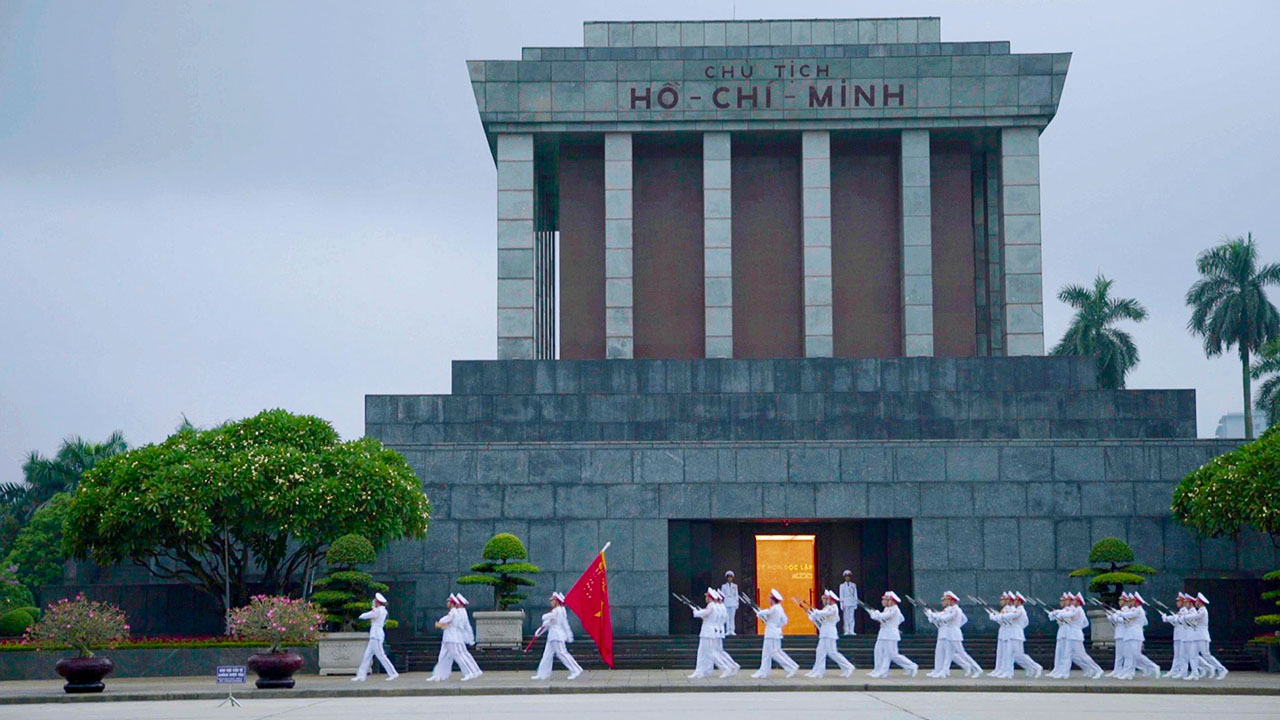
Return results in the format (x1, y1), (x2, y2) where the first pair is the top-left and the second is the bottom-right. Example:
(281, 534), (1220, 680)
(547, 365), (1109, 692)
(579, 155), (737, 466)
(842, 569), (852, 576)
(1120, 591), (1129, 600)
(706, 587), (718, 598)
(1075, 593), (1085, 603)
(1196, 592), (1210, 604)
(1060, 591), (1071, 599)
(456, 593), (470, 606)
(374, 592), (388, 604)
(552, 591), (567, 602)
(1014, 592), (1027, 603)
(942, 591), (960, 602)
(1000, 591), (1011, 599)
(823, 589), (839, 602)
(770, 589), (783, 602)
(725, 570), (735, 577)
(447, 593), (458, 604)
(1132, 592), (1145, 605)
(883, 591), (901, 603)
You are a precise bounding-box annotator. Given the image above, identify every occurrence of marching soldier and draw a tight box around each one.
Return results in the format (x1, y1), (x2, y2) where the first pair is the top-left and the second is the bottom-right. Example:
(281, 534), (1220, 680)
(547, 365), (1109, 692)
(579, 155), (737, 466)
(1107, 592), (1159, 680)
(428, 595), (480, 682)
(1186, 592), (1228, 680)
(709, 589), (741, 677)
(806, 589), (854, 678)
(864, 591), (917, 678)
(1161, 593), (1203, 678)
(924, 591), (982, 678)
(532, 592), (583, 681)
(750, 589), (799, 678)
(1007, 592), (1042, 677)
(1045, 592), (1102, 679)
(352, 592), (399, 682)
(720, 571), (740, 637)
(452, 594), (482, 680)
(688, 588), (721, 679)
(839, 570), (859, 635)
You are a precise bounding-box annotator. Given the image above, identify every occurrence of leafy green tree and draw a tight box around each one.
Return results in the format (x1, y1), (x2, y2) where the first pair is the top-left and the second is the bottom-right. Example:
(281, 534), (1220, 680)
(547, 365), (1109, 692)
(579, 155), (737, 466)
(1172, 426), (1280, 556)
(458, 533), (539, 610)
(310, 534), (398, 632)
(0, 566), (35, 612)
(1051, 274), (1149, 389)
(1251, 338), (1280, 432)
(0, 432), (126, 552)
(1069, 537), (1157, 606)
(3, 493), (71, 596)
(65, 410), (431, 614)
(1186, 234), (1280, 439)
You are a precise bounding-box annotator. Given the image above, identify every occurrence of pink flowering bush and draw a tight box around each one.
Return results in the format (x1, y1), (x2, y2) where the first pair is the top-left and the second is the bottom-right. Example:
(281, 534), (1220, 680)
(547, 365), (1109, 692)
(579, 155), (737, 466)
(26, 595), (130, 658)
(226, 595), (321, 653)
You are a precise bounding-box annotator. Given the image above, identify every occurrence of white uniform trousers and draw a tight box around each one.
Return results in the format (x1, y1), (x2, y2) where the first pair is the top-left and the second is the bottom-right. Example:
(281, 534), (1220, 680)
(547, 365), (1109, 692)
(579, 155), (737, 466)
(841, 606), (857, 635)
(1165, 639), (1188, 678)
(991, 639), (1010, 678)
(753, 638), (798, 677)
(690, 638), (717, 678)
(429, 641), (468, 680)
(354, 637), (398, 680)
(1187, 640), (1226, 678)
(808, 638), (854, 677)
(723, 604), (738, 636)
(869, 639), (917, 677)
(929, 639), (980, 677)
(458, 646), (481, 678)
(533, 639), (582, 679)
(711, 638), (740, 676)
(1007, 639), (1042, 677)
(1049, 639), (1102, 678)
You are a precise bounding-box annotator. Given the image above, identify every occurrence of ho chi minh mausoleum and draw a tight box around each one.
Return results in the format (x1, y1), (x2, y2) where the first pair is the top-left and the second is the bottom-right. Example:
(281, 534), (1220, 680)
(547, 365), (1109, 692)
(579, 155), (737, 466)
(359, 18), (1271, 641)
(58, 19), (1270, 648)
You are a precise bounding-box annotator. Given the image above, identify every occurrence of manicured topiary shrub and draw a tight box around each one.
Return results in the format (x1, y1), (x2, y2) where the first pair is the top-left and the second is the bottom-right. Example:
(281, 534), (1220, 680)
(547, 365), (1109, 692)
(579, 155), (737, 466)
(310, 534), (398, 632)
(0, 570), (35, 613)
(457, 532), (540, 610)
(0, 609), (34, 637)
(1069, 537), (1156, 606)
(1253, 568), (1280, 645)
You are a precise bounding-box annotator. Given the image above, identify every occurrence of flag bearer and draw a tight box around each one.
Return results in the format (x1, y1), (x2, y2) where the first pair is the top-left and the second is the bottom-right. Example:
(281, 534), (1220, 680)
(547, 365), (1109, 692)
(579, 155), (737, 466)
(806, 590), (854, 678)
(352, 592), (399, 682)
(532, 592), (583, 681)
(751, 589), (799, 678)
(864, 591), (917, 678)
(720, 571), (740, 637)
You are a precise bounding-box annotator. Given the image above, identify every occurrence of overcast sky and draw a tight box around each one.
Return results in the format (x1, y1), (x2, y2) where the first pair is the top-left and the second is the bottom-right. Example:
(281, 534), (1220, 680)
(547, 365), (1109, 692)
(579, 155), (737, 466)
(2, 1), (1278, 484)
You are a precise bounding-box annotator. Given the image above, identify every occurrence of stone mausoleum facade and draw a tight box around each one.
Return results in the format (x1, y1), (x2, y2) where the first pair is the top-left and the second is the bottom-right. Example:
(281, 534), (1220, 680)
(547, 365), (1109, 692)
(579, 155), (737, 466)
(364, 18), (1270, 639)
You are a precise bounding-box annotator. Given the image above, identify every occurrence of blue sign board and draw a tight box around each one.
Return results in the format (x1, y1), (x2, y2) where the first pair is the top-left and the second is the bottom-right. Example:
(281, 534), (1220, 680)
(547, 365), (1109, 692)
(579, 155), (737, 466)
(216, 665), (247, 684)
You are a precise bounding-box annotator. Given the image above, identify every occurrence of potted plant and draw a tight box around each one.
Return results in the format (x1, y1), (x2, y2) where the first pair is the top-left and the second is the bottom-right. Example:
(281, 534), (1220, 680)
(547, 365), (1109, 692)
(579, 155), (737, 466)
(1068, 537), (1156, 646)
(1250, 569), (1280, 672)
(457, 532), (539, 648)
(310, 534), (399, 674)
(25, 594), (129, 693)
(227, 595), (322, 689)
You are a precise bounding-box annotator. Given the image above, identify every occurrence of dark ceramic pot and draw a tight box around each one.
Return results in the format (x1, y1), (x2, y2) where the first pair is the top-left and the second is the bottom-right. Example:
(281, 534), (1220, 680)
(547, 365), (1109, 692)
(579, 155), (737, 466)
(247, 651), (304, 689)
(54, 656), (114, 694)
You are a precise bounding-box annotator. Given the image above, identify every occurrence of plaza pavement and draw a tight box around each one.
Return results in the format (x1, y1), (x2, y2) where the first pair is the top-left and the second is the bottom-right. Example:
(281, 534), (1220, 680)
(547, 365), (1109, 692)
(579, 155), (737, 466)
(1, 669), (1277, 708)
(2, 690), (1279, 720)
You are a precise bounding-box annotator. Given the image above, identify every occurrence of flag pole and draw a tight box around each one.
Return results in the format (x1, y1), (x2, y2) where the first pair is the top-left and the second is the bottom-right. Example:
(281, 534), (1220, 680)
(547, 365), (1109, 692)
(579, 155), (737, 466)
(600, 541), (611, 554)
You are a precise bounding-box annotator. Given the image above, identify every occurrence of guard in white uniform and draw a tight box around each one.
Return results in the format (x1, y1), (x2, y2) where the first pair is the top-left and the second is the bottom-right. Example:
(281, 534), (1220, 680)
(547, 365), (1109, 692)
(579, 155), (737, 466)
(1107, 592), (1159, 680)
(720, 571), (740, 637)
(532, 592), (583, 680)
(1161, 593), (1200, 678)
(689, 588), (723, 679)
(806, 590), (854, 678)
(839, 570), (859, 636)
(751, 589), (799, 678)
(925, 591), (982, 678)
(452, 594), (483, 680)
(428, 595), (474, 681)
(709, 589), (740, 677)
(1046, 592), (1103, 679)
(864, 591), (917, 678)
(1007, 592), (1042, 677)
(352, 592), (399, 681)
(1185, 592), (1228, 680)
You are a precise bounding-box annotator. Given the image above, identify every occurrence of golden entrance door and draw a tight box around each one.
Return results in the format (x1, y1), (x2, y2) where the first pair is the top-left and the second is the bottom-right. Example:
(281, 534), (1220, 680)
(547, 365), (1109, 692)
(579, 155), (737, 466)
(754, 534), (817, 635)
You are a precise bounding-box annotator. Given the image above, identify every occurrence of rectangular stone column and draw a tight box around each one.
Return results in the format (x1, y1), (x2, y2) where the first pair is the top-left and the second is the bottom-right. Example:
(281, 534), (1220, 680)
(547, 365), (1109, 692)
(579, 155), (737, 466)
(496, 133), (535, 359)
(1000, 127), (1045, 356)
(900, 129), (933, 356)
(703, 132), (732, 358)
(604, 133), (634, 359)
(802, 131), (833, 357)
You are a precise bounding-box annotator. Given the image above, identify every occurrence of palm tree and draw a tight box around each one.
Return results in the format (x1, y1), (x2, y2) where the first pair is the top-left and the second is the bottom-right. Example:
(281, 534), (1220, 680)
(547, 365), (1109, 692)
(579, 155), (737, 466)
(1051, 274), (1149, 389)
(4, 432), (127, 523)
(1186, 234), (1280, 439)
(1252, 338), (1280, 432)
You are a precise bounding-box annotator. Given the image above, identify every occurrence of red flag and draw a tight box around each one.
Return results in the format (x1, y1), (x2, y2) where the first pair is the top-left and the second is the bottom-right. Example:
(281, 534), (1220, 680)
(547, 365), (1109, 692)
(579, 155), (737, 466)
(563, 546), (614, 668)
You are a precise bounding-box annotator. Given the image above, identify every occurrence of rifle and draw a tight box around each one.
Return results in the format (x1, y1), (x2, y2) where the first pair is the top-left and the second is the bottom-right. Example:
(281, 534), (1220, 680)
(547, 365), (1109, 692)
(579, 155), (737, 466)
(1087, 597), (1120, 613)
(967, 594), (996, 611)
(739, 592), (762, 613)
(671, 593), (700, 610)
(1151, 598), (1172, 612)
(903, 594), (933, 611)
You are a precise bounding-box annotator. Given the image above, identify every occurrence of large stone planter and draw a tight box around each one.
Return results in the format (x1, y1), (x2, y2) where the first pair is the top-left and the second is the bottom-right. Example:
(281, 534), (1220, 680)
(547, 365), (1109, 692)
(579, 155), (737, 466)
(247, 651), (304, 689)
(1087, 608), (1114, 648)
(54, 656), (114, 694)
(318, 632), (369, 675)
(472, 610), (524, 649)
